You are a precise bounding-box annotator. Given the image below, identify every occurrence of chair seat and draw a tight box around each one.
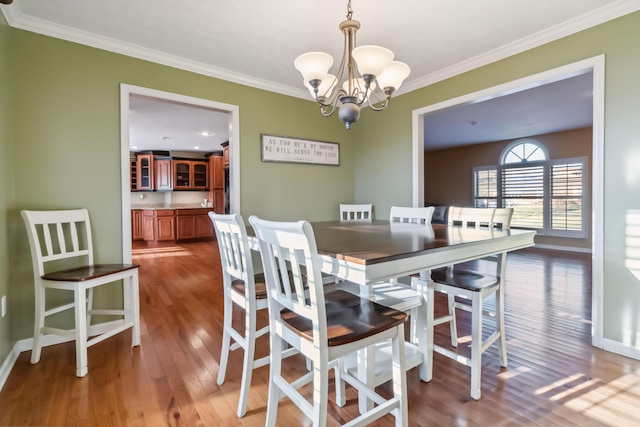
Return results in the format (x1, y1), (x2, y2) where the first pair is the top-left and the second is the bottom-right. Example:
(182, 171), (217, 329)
(231, 273), (268, 299)
(281, 289), (407, 347)
(431, 267), (499, 291)
(42, 264), (139, 281)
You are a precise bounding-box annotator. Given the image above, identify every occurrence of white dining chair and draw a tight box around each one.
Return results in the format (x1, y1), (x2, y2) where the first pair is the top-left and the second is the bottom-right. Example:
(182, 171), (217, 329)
(339, 203), (373, 221)
(389, 206), (435, 225)
(388, 206), (435, 342)
(412, 207), (514, 400)
(21, 209), (140, 377)
(209, 212), (298, 417)
(249, 215), (408, 427)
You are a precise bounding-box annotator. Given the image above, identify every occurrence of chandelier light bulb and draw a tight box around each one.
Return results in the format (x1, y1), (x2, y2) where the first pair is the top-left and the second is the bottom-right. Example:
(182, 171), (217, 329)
(376, 61), (411, 92)
(351, 45), (394, 77)
(294, 52), (333, 84)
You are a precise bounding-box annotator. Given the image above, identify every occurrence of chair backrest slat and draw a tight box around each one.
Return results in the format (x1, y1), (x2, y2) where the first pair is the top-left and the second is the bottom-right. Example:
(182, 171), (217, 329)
(249, 216), (326, 345)
(21, 209), (94, 279)
(209, 213), (255, 299)
(389, 206), (435, 224)
(340, 203), (373, 221)
(447, 207), (514, 230)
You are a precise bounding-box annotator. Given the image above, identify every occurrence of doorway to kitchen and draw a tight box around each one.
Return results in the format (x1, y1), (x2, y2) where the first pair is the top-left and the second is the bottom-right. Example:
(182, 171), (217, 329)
(119, 84), (240, 263)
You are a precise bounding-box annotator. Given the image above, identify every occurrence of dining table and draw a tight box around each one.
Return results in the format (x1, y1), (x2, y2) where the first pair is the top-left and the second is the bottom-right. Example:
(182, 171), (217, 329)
(249, 219), (536, 412)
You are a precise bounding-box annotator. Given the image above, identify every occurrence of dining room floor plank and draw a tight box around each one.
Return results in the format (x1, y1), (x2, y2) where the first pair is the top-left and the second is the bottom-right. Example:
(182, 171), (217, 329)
(1, 242), (639, 426)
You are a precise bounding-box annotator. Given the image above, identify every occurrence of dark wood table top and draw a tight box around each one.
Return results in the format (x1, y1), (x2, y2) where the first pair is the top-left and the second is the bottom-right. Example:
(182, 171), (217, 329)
(306, 220), (531, 266)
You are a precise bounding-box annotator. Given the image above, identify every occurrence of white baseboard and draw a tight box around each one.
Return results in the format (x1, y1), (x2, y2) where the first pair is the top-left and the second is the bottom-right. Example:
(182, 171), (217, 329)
(603, 338), (640, 361)
(0, 342), (21, 393)
(533, 243), (592, 253)
(0, 320), (128, 392)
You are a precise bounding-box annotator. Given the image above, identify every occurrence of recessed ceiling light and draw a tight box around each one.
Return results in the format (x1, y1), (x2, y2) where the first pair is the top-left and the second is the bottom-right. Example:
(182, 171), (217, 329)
(162, 136), (171, 140)
(132, 145), (139, 149)
(200, 131), (214, 136)
(194, 146), (200, 150)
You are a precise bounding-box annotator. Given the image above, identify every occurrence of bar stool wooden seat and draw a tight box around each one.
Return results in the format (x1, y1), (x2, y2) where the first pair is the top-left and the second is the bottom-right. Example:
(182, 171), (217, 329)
(21, 209), (140, 377)
(249, 215), (408, 427)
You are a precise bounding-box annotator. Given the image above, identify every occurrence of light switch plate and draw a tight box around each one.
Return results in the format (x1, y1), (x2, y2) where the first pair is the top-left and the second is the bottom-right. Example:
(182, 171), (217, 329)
(1, 295), (6, 317)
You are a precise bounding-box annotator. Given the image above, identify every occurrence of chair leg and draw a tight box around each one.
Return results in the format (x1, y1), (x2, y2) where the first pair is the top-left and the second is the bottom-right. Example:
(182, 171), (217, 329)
(419, 285), (435, 383)
(357, 345), (376, 414)
(334, 359), (346, 407)
(86, 287), (94, 332)
(237, 303), (257, 418)
(312, 356), (329, 427)
(74, 287), (89, 377)
(470, 293), (482, 400)
(216, 294), (233, 386)
(497, 286), (508, 368)
(31, 286), (45, 364)
(391, 323), (408, 427)
(447, 294), (458, 347)
(265, 333), (282, 427)
(123, 270), (141, 347)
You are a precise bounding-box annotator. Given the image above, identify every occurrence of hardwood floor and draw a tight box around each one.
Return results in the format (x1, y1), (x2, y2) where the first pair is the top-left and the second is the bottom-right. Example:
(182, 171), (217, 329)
(2, 242), (639, 426)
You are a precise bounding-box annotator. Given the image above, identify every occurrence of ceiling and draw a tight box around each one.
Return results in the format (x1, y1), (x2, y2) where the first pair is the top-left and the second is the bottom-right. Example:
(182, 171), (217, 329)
(3, 0), (637, 151)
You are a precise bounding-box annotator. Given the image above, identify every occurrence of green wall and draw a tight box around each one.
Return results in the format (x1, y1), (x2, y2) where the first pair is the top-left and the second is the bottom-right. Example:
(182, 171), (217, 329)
(2, 11), (640, 362)
(354, 12), (640, 348)
(0, 13), (12, 364)
(5, 27), (356, 342)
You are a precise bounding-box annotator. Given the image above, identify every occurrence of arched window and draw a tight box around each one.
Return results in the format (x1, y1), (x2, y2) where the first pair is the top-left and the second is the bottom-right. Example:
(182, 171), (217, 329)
(500, 139), (548, 164)
(473, 139), (587, 238)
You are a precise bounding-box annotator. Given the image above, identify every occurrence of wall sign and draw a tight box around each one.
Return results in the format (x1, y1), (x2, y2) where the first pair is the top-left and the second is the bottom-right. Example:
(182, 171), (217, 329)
(260, 134), (340, 166)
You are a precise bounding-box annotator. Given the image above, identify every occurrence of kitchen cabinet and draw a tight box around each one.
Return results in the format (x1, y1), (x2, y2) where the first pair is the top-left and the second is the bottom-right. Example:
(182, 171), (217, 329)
(142, 209), (175, 241)
(221, 141), (229, 167)
(136, 154), (154, 190)
(142, 210), (155, 241)
(173, 160), (209, 190)
(135, 208), (213, 242)
(155, 158), (173, 191)
(176, 208), (214, 240)
(208, 155), (225, 214)
(155, 209), (176, 241)
(131, 209), (144, 240)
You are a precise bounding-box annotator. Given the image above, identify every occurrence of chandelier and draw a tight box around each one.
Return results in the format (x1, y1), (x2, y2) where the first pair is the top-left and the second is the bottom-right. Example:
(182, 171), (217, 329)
(294, 0), (410, 130)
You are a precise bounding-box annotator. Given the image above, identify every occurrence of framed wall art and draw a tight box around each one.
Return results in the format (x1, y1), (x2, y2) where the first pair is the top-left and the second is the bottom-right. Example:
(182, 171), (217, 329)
(260, 134), (339, 166)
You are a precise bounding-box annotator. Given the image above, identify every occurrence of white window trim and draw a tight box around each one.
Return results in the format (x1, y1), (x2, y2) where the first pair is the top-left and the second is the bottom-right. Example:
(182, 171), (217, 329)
(473, 156), (589, 238)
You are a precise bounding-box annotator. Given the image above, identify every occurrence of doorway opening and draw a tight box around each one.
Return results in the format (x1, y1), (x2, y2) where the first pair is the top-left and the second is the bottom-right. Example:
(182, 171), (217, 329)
(119, 84), (240, 262)
(411, 55), (605, 348)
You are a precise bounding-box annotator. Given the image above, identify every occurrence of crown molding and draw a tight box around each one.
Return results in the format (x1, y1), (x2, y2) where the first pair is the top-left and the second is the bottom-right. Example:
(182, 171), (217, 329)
(398, 0), (640, 95)
(0, 2), (306, 99)
(3, 0), (639, 99)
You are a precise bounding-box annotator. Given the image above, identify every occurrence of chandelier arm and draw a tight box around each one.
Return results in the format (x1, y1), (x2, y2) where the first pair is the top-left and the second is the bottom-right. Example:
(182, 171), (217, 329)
(367, 86), (396, 111)
(319, 89), (348, 117)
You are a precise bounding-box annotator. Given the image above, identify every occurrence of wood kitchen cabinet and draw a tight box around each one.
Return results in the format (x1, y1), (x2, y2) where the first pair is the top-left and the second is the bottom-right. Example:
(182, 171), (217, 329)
(155, 158), (173, 191)
(131, 209), (144, 240)
(176, 208), (214, 240)
(173, 160), (209, 190)
(136, 154), (154, 190)
(208, 154), (225, 214)
(221, 141), (229, 167)
(142, 210), (155, 241)
(155, 209), (176, 241)
(141, 209), (175, 241)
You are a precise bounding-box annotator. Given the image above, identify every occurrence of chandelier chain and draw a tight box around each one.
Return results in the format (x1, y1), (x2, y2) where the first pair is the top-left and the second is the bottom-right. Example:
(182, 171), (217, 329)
(346, 0), (353, 20)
